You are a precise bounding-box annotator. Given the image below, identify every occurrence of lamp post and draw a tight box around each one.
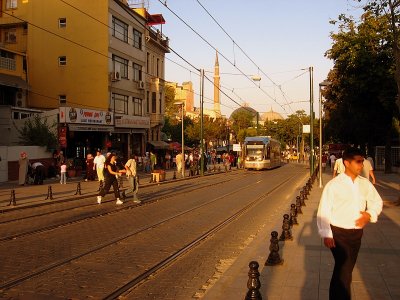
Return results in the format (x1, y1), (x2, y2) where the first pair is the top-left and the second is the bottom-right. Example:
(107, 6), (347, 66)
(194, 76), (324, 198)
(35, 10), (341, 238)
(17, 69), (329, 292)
(174, 101), (185, 178)
(318, 80), (332, 188)
(309, 66), (314, 176)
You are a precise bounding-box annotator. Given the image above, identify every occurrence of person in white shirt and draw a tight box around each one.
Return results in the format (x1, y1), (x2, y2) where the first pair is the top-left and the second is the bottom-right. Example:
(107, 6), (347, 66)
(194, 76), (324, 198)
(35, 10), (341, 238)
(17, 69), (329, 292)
(122, 154), (140, 203)
(329, 153), (336, 171)
(317, 147), (383, 300)
(361, 157), (376, 184)
(93, 150), (106, 182)
(332, 157), (345, 177)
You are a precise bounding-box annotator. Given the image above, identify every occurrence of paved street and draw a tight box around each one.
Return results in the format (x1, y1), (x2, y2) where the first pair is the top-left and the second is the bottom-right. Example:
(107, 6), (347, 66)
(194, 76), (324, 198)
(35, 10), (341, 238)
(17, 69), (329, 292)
(0, 163), (308, 299)
(0, 164), (398, 299)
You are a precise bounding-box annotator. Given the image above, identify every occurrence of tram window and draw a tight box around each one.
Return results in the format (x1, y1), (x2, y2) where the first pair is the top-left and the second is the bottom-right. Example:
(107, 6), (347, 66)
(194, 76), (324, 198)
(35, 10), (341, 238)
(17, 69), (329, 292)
(267, 146), (271, 159)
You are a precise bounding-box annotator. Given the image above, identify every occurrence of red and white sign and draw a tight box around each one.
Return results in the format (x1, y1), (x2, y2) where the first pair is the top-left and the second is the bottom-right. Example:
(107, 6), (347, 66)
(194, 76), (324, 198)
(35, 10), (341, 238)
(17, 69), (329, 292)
(59, 107), (113, 125)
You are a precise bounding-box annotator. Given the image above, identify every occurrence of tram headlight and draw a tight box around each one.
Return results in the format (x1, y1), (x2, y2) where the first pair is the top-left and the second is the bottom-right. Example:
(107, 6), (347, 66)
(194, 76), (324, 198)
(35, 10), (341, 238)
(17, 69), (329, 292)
(257, 157), (262, 161)
(246, 157), (250, 161)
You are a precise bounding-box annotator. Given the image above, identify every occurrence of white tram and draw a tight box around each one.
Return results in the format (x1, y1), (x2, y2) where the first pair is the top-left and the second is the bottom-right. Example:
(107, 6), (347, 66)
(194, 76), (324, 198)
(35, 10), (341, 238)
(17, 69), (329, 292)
(243, 136), (281, 170)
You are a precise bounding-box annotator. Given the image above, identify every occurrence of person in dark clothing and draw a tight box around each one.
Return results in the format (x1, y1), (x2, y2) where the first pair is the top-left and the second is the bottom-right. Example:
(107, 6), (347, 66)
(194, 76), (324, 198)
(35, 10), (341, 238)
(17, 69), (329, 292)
(85, 153), (95, 181)
(96, 154), (124, 205)
(31, 162), (45, 185)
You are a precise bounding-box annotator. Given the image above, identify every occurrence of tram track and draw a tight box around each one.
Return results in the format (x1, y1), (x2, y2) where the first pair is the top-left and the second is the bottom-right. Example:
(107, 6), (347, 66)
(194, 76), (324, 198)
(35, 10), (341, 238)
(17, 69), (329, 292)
(0, 172), (247, 243)
(0, 172), (277, 293)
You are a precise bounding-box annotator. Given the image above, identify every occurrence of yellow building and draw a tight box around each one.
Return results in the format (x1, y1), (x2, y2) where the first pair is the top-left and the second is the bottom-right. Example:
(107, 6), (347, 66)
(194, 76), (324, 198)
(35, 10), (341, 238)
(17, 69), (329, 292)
(0, 0), (169, 159)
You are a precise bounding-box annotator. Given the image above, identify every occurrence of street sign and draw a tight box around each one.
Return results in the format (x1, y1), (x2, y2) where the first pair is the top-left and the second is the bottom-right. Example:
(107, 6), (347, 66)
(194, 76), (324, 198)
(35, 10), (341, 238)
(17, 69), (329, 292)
(233, 144), (241, 151)
(303, 125), (310, 133)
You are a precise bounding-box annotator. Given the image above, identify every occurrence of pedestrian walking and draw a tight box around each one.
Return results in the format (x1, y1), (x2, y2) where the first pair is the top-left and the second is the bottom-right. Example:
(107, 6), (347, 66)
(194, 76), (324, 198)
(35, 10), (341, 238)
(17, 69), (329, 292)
(97, 154), (124, 205)
(18, 151), (29, 186)
(150, 151), (157, 172)
(329, 153), (336, 171)
(176, 152), (183, 176)
(60, 161), (67, 184)
(94, 150), (105, 182)
(122, 154), (140, 203)
(333, 156), (345, 177)
(361, 155), (376, 184)
(85, 153), (95, 181)
(317, 147), (383, 300)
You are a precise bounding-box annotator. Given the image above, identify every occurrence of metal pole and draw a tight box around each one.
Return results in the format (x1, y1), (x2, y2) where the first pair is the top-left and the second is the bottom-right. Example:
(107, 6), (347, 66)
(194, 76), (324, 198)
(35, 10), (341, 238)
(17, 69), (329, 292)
(319, 86), (323, 187)
(309, 66), (314, 176)
(200, 69), (204, 176)
(181, 103), (185, 178)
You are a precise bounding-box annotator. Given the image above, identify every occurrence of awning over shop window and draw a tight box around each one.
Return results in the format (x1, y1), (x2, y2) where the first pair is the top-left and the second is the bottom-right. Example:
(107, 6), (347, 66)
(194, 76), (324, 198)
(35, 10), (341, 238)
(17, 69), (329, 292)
(68, 124), (114, 132)
(0, 73), (30, 90)
(147, 140), (170, 149)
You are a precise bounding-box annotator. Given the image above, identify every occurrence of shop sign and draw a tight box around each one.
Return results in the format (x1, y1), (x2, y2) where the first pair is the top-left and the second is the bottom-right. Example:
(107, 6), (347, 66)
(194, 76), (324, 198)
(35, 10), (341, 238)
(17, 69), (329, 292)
(59, 107), (113, 125)
(115, 114), (150, 129)
(58, 126), (67, 148)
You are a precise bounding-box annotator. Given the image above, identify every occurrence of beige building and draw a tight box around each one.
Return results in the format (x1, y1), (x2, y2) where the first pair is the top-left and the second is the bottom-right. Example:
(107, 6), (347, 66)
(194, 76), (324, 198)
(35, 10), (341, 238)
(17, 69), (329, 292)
(0, 0), (169, 159)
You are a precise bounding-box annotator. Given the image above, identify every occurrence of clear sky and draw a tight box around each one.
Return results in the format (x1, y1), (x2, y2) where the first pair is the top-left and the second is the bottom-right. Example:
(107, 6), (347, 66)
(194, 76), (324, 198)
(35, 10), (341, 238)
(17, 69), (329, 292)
(144, 0), (363, 118)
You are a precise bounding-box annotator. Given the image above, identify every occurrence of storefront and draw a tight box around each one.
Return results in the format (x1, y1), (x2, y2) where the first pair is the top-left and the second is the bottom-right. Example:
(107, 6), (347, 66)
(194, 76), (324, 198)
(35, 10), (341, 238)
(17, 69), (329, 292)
(114, 114), (150, 158)
(59, 107), (114, 161)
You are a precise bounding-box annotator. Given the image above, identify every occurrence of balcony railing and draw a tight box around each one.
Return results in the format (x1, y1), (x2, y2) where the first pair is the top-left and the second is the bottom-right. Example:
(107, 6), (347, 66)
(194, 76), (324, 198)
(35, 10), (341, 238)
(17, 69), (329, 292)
(0, 57), (16, 71)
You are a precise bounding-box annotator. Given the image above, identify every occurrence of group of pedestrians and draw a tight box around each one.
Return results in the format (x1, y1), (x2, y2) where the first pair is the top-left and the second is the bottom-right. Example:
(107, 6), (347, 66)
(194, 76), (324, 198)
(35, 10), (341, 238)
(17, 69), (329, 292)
(96, 152), (140, 205)
(18, 151), (47, 185)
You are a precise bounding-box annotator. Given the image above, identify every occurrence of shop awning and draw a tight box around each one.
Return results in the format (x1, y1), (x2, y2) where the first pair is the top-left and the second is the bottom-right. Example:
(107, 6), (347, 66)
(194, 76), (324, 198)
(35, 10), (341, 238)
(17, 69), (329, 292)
(68, 124), (114, 132)
(0, 73), (30, 90)
(147, 140), (170, 149)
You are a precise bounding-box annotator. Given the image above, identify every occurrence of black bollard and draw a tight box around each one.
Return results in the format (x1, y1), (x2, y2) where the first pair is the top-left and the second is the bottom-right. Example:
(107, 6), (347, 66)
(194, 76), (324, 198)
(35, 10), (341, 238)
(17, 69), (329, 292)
(74, 182), (82, 195)
(245, 261), (262, 300)
(296, 196), (303, 214)
(289, 203), (298, 226)
(265, 231), (284, 266)
(8, 190), (16, 206)
(300, 191), (306, 206)
(98, 180), (103, 192)
(213, 165), (216, 172)
(218, 166), (221, 172)
(45, 185), (54, 200)
(173, 171), (177, 180)
(279, 214), (293, 241)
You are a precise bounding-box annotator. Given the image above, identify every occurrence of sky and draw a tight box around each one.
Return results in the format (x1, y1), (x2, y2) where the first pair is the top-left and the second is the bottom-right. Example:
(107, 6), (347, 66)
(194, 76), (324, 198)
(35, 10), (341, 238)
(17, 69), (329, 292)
(141, 0), (364, 118)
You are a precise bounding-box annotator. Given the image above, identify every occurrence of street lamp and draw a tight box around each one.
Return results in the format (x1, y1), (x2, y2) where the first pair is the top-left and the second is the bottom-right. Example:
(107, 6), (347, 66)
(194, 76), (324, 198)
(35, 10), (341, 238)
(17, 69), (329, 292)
(318, 80), (332, 188)
(174, 101), (185, 178)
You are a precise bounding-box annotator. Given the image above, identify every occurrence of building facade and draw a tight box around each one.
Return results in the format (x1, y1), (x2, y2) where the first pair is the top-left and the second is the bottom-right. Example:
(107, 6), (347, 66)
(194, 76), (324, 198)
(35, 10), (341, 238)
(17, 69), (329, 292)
(0, 0), (169, 161)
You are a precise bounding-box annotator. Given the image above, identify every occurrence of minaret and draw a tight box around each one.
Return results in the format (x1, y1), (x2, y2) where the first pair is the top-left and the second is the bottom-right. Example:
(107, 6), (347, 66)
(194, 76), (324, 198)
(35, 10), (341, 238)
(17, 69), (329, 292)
(213, 51), (221, 117)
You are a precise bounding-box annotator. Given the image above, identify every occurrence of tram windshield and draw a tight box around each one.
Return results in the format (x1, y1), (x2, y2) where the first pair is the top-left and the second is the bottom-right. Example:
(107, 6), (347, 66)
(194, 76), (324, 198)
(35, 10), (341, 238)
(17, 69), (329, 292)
(246, 145), (264, 160)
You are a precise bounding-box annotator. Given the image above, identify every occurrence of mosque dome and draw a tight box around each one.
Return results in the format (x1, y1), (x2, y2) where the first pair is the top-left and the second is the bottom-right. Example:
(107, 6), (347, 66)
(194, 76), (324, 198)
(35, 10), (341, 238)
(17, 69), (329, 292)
(229, 104), (257, 120)
(261, 108), (284, 122)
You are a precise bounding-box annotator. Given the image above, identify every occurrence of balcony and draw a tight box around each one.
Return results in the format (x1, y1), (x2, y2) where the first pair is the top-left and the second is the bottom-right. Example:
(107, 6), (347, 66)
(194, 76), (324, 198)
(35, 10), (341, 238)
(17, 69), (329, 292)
(150, 113), (163, 126)
(0, 57), (16, 71)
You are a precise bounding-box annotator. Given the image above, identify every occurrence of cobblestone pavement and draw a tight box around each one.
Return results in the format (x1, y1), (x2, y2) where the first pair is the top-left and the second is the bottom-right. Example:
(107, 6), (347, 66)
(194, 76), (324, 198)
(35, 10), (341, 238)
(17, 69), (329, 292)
(0, 163), (308, 299)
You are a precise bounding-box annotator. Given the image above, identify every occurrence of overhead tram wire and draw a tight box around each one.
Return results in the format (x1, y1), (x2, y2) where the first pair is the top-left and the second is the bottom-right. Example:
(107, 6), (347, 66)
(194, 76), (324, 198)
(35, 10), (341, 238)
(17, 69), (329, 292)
(157, 0), (291, 116)
(194, 0), (305, 122)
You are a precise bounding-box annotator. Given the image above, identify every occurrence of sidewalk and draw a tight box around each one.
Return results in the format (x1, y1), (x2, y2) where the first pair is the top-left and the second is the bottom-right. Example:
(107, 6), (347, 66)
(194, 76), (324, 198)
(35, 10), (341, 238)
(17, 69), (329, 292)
(0, 163), (230, 211)
(203, 171), (400, 300)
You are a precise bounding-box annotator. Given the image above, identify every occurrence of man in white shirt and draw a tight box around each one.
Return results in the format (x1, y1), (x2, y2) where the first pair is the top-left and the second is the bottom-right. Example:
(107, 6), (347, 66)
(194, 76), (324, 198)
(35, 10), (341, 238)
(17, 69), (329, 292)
(317, 147), (383, 300)
(332, 157), (345, 177)
(123, 154), (140, 203)
(361, 157), (376, 184)
(93, 150), (105, 182)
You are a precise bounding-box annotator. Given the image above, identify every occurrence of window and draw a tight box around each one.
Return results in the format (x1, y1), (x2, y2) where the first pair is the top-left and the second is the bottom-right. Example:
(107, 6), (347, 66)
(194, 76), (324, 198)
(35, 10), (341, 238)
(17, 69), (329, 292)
(159, 92), (162, 114)
(6, 0), (17, 9)
(133, 98), (143, 116)
(112, 55), (128, 79)
(146, 91), (150, 113)
(151, 92), (156, 113)
(112, 93), (128, 114)
(4, 28), (16, 43)
(112, 17), (128, 43)
(156, 58), (159, 77)
(59, 95), (67, 104)
(133, 63), (142, 81)
(146, 52), (150, 73)
(59, 18), (67, 28)
(133, 29), (142, 49)
(59, 56), (67, 66)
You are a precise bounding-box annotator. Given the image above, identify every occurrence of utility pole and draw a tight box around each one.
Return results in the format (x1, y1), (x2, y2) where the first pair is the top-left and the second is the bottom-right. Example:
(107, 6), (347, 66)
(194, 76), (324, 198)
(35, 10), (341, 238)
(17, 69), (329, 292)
(200, 69), (205, 176)
(309, 66), (314, 175)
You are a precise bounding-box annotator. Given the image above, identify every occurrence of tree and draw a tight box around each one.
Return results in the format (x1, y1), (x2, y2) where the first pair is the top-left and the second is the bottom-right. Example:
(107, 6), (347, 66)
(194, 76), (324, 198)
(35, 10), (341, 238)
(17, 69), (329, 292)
(164, 85), (180, 118)
(325, 11), (398, 171)
(17, 115), (57, 151)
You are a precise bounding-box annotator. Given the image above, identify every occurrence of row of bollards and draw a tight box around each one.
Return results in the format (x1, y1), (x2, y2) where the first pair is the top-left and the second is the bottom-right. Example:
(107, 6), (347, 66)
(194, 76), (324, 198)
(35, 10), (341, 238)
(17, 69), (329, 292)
(244, 165), (319, 299)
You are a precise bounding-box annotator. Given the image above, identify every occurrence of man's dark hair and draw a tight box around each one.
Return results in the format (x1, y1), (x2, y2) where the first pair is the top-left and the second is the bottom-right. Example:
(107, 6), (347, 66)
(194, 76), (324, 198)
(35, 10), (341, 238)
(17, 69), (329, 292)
(342, 147), (364, 162)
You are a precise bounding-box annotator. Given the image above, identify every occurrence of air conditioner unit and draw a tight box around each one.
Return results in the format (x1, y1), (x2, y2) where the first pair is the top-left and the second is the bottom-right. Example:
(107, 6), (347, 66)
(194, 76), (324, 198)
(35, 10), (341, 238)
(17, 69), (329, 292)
(138, 81), (145, 89)
(112, 71), (120, 81)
